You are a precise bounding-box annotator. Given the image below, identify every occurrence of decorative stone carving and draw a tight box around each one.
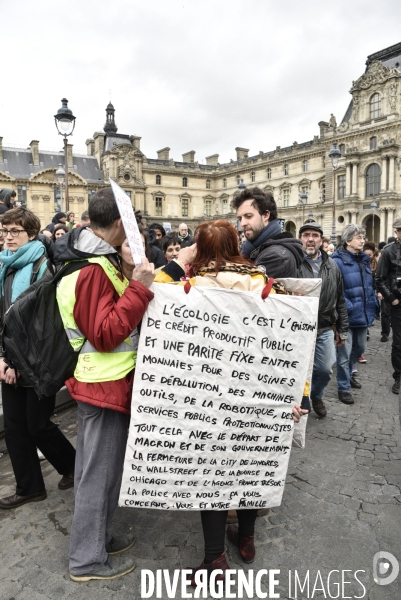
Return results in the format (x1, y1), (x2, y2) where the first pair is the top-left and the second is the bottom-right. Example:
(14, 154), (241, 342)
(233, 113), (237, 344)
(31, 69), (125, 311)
(352, 95), (360, 121)
(338, 121), (349, 133)
(389, 82), (398, 112)
(329, 114), (337, 128)
(32, 195), (39, 201)
(350, 60), (401, 92)
(42, 195), (50, 202)
(77, 196), (84, 203)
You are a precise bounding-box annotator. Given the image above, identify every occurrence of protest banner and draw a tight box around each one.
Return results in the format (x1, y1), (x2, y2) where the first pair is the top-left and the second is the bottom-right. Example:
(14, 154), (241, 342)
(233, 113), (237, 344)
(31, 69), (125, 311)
(109, 177), (145, 266)
(119, 281), (319, 511)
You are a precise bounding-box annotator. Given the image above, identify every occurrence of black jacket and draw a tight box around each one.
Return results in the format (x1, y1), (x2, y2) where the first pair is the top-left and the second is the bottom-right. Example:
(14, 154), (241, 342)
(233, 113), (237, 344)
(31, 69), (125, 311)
(179, 234), (194, 249)
(298, 249), (348, 337)
(250, 232), (304, 278)
(376, 241), (401, 303)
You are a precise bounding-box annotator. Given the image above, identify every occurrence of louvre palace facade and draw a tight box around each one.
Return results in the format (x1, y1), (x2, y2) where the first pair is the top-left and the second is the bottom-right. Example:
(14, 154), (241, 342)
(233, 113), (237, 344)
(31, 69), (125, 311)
(1, 42), (401, 243)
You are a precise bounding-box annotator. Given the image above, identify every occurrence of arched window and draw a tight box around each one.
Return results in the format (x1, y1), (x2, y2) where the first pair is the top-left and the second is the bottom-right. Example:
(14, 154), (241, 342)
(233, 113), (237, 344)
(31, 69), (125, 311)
(302, 160), (308, 172)
(370, 93), (381, 119)
(284, 164), (289, 176)
(267, 167), (271, 180)
(366, 164), (381, 196)
(182, 177), (188, 187)
(370, 136), (377, 151)
(251, 171), (255, 183)
(223, 178), (227, 188)
(156, 174), (161, 185)
(206, 179), (211, 189)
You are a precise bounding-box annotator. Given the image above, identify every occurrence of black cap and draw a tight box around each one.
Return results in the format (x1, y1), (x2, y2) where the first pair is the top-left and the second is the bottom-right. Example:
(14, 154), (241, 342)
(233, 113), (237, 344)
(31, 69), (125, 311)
(299, 221), (324, 236)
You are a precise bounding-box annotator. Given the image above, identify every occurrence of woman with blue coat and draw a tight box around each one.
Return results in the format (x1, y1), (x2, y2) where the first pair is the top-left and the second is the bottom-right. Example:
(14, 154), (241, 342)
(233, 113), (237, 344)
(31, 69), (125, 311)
(332, 224), (376, 404)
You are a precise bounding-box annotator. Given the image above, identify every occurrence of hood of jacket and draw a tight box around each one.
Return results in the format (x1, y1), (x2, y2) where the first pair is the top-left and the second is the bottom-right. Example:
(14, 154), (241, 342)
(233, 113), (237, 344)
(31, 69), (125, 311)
(0, 188), (14, 207)
(53, 226), (118, 264)
(251, 233), (304, 268)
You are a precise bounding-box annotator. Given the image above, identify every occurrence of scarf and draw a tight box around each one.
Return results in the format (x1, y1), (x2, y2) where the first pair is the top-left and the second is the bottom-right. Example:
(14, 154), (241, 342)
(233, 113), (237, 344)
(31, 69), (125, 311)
(241, 220), (282, 257)
(0, 240), (45, 301)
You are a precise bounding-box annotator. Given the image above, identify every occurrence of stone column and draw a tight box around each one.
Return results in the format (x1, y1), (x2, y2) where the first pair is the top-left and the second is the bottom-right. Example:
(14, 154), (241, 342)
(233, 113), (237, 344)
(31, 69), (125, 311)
(351, 162), (359, 195)
(379, 208), (387, 242)
(387, 207), (395, 240)
(346, 163), (352, 197)
(388, 156), (395, 191)
(381, 157), (388, 192)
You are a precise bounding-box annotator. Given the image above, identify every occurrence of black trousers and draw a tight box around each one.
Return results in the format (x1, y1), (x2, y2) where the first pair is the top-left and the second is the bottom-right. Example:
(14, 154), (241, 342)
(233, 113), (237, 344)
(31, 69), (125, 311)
(2, 383), (76, 496)
(200, 509), (258, 561)
(381, 300), (391, 336)
(390, 305), (401, 381)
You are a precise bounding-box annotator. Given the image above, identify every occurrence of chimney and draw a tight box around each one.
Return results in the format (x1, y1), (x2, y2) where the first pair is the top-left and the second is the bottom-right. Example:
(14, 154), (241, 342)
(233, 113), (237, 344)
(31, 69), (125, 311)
(30, 140), (40, 166)
(93, 132), (105, 165)
(318, 121), (329, 138)
(235, 147), (249, 161)
(130, 135), (141, 149)
(206, 154), (219, 166)
(157, 147), (170, 160)
(0, 137), (3, 163)
(182, 150), (195, 163)
(86, 138), (95, 156)
(67, 143), (73, 168)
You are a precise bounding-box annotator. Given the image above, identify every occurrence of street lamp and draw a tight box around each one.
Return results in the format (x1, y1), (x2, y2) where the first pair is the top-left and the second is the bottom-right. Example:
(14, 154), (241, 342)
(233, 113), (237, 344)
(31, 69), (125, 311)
(307, 209), (314, 222)
(54, 98), (76, 212)
(370, 199), (378, 244)
(299, 191), (308, 224)
(328, 141), (341, 245)
(55, 164), (65, 212)
(237, 178), (246, 191)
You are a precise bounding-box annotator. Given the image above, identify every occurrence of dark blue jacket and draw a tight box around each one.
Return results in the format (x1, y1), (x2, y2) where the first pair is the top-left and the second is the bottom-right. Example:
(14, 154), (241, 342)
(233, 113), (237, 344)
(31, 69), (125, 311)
(332, 247), (376, 328)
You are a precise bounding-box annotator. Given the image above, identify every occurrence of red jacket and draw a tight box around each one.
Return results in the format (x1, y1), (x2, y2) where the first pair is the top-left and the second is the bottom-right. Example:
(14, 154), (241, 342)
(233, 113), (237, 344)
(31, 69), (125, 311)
(65, 262), (153, 414)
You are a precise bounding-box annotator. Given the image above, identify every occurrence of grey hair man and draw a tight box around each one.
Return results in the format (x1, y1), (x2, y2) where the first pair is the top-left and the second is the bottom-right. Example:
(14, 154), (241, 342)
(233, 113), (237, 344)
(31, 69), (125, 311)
(376, 217), (401, 394)
(332, 225), (376, 404)
(177, 222), (194, 248)
(298, 222), (348, 417)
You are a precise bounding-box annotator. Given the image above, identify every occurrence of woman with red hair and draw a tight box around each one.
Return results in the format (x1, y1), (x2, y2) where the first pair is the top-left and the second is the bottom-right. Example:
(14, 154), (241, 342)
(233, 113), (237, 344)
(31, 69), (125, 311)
(155, 220), (306, 584)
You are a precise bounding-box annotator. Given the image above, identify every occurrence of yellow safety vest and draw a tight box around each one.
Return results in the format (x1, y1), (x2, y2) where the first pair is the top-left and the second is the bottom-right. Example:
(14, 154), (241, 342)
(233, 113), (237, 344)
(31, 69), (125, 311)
(56, 256), (138, 383)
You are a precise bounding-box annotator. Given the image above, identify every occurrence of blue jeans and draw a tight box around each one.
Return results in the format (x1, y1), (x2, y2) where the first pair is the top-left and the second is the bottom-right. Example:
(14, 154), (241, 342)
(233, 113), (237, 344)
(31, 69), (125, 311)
(311, 329), (336, 400)
(336, 327), (367, 392)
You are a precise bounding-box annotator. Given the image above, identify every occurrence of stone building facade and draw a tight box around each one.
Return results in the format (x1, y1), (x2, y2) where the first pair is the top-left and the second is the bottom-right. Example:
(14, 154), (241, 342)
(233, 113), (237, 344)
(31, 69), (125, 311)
(1, 42), (401, 242)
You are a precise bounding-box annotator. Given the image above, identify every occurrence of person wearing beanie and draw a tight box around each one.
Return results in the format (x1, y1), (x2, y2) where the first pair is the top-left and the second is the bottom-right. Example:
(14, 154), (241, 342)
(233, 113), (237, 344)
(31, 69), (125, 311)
(45, 212), (67, 233)
(0, 188), (16, 215)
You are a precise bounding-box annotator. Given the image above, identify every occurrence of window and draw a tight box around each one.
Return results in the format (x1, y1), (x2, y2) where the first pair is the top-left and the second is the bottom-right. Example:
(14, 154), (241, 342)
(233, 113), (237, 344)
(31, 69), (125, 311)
(320, 184), (326, 202)
(338, 175), (346, 199)
(182, 198), (188, 217)
(370, 93), (381, 119)
(237, 175), (241, 185)
(267, 167), (271, 179)
(182, 177), (188, 187)
(284, 164), (289, 176)
(88, 189), (96, 202)
(339, 144), (345, 155)
(124, 190), (131, 199)
(283, 188), (290, 207)
(302, 160), (308, 172)
(17, 185), (27, 207)
(206, 179), (211, 189)
(366, 164), (381, 196)
(156, 174), (161, 185)
(223, 178), (227, 188)
(155, 197), (162, 216)
(251, 171), (255, 183)
(370, 136), (377, 151)
(301, 186), (308, 198)
(204, 200), (212, 216)
(222, 198), (228, 214)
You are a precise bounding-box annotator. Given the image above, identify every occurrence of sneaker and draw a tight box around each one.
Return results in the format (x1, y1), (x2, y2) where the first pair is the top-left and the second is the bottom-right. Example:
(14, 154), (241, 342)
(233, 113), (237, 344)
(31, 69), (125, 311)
(381, 335), (389, 342)
(352, 366), (358, 374)
(338, 391), (354, 404)
(358, 355), (367, 363)
(311, 398), (327, 418)
(350, 376), (362, 389)
(392, 380), (400, 395)
(70, 554), (136, 582)
(106, 533), (136, 555)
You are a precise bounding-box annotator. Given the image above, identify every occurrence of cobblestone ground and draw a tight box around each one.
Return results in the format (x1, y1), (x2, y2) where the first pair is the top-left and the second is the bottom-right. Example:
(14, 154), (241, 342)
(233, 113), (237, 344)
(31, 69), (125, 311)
(1, 323), (400, 599)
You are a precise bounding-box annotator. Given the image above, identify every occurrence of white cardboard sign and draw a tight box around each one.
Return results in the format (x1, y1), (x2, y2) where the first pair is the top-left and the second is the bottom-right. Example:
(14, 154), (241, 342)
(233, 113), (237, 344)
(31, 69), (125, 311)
(119, 282), (319, 511)
(109, 178), (145, 266)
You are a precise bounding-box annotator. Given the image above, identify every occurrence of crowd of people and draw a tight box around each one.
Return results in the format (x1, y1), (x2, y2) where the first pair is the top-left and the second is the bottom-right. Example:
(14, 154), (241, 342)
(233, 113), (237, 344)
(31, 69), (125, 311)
(0, 184), (398, 584)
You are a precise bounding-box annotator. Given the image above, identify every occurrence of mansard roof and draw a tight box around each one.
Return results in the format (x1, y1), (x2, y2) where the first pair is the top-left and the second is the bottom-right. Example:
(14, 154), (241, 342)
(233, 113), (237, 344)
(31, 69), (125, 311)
(366, 42), (401, 71)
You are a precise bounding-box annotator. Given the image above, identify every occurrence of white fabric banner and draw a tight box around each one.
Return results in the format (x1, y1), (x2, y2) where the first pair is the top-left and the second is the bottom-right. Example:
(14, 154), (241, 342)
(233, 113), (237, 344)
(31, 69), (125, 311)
(119, 281), (319, 511)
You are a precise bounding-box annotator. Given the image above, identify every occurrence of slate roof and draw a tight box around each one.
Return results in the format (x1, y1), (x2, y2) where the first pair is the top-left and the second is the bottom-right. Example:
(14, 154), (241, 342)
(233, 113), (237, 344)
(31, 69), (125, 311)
(0, 148), (104, 184)
(366, 42), (401, 71)
(104, 134), (131, 152)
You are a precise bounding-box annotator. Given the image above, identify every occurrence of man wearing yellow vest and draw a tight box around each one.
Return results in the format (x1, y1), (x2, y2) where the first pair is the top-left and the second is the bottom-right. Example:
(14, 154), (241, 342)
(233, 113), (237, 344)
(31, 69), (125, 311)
(54, 187), (155, 582)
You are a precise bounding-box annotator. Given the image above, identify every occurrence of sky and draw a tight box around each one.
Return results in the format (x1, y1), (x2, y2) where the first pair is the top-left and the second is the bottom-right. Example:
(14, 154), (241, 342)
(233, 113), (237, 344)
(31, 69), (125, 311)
(1, 0), (401, 164)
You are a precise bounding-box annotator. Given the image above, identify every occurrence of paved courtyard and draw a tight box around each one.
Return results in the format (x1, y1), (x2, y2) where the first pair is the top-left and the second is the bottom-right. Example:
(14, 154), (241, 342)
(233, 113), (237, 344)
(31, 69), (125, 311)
(1, 323), (400, 599)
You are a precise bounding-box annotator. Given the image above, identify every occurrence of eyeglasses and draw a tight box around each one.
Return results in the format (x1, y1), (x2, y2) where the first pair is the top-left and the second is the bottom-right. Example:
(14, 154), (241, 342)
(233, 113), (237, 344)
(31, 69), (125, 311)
(301, 233), (320, 239)
(353, 235), (365, 241)
(0, 228), (27, 238)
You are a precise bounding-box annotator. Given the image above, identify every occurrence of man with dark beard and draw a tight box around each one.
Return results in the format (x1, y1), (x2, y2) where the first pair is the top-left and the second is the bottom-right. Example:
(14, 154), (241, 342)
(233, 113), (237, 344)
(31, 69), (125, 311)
(231, 187), (304, 278)
(298, 222), (348, 417)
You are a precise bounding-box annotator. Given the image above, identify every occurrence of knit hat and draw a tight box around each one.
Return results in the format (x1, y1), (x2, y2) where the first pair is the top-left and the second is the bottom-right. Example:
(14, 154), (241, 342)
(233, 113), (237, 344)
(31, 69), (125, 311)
(393, 218), (401, 229)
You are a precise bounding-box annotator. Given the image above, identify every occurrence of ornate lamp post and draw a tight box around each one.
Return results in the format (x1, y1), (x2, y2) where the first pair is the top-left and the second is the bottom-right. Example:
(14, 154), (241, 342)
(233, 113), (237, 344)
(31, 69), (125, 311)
(299, 191), (308, 224)
(370, 199), (378, 244)
(55, 164), (65, 212)
(54, 98), (76, 213)
(307, 209), (314, 222)
(328, 141), (341, 244)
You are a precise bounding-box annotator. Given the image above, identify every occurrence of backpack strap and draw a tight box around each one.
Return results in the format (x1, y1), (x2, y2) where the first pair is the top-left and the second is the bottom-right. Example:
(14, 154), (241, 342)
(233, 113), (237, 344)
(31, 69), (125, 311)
(30, 255), (48, 284)
(52, 260), (92, 286)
